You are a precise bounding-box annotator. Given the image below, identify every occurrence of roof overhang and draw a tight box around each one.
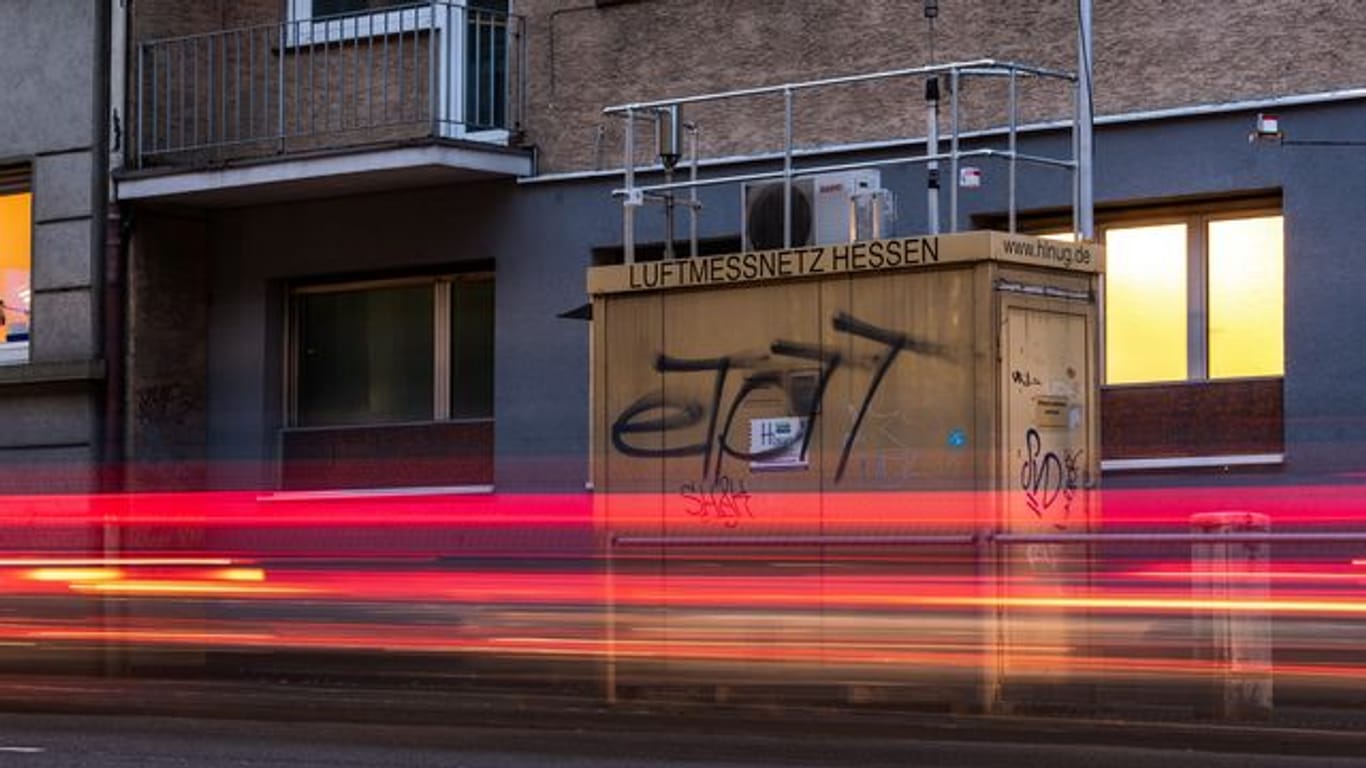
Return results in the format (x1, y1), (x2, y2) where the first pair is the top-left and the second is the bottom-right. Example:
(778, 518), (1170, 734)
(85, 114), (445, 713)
(116, 143), (534, 207)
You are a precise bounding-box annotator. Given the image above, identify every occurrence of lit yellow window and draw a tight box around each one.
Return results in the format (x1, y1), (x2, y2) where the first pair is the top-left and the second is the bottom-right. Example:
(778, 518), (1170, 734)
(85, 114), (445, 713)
(1208, 215), (1283, 378)
(1104, 223), (1188, 384)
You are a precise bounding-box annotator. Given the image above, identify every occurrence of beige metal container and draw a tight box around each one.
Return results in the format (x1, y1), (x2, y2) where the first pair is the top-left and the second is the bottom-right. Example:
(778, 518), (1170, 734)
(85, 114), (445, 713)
(588, 231), (1103, 709)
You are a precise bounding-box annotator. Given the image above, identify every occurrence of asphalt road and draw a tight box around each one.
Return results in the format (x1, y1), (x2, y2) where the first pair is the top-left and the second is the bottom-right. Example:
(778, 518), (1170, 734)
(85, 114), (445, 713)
(1, 713), (1366, 768)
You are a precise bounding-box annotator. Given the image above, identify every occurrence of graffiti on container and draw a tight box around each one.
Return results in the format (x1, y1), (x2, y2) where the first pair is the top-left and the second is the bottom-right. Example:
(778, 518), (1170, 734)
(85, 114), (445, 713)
(610, 311), (946, 483)
(1019, 427), (1083, 530)
(679, 475), (753, 528)
(842, 405), (915, 483)
(1011, 369), (1042, 388)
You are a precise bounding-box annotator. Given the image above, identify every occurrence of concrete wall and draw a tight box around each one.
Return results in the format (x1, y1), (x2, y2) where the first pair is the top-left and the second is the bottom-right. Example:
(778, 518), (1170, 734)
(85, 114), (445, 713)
(0, 0), (107, 493)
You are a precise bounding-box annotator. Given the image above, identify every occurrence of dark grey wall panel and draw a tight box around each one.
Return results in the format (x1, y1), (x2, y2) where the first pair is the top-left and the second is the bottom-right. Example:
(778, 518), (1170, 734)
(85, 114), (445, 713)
(193, 99), (1366, 492)
(0, 1), (96, 156)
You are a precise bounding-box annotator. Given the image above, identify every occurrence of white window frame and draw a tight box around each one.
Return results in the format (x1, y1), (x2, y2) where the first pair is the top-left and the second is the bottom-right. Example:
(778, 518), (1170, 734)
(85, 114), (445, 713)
(283, 0), (510, 143)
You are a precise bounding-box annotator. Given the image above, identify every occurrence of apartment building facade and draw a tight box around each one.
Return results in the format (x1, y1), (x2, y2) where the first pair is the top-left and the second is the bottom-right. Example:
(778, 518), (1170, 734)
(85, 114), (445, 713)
(0, 1), (113, 501)
(87, 0), (1366, 498)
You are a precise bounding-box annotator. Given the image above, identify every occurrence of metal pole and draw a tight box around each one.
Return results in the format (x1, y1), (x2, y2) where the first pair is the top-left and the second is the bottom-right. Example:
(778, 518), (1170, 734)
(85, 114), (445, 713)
(1072, 81), (1081, 241)
(949, 67), (960, 233)
(1008, 66), (1018, 234)
(429, 0), (439, 136)
(663, 166), (675, 259)
(689, 122), (699, 260)
(1077, 0), (1095, 239)
(136, 44), (145, 161)
(624, 108), (636, 264)
(925, 76), (940, 235)
(278, 23), (286, 149)
(783, 87), (794, 249)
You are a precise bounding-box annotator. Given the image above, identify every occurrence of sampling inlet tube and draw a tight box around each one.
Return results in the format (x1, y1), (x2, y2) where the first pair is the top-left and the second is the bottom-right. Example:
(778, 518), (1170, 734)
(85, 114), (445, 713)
(925, 76), (941, 235)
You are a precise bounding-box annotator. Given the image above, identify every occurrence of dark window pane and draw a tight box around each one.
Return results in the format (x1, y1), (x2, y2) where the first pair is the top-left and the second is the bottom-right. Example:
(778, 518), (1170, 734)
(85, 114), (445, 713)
(312, 0), (420, 18)
(297, 284), (434, 427)
(465, 3), (508, 129)
(450, 277), (494, 419)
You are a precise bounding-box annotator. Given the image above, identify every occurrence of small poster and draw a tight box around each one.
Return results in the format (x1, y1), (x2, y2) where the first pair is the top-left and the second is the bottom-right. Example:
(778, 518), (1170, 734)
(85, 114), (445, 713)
(749, 416), (809, 470)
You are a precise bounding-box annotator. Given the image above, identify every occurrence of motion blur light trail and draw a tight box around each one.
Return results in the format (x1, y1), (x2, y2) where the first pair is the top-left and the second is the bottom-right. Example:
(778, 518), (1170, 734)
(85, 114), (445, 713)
(0, 484), (1363, 718)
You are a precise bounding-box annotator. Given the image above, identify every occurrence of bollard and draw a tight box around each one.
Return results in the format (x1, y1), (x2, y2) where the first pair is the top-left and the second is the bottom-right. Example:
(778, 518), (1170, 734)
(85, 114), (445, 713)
(1190, 511), (1272, 720)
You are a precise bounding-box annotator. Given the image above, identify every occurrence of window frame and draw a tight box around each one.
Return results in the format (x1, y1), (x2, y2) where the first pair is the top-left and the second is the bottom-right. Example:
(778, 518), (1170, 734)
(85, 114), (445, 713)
(0, 165), (33, 367)
(1026, 196), (1286, 470)
(285, 271), (494, 430)
(1031, 196), (1283, 386)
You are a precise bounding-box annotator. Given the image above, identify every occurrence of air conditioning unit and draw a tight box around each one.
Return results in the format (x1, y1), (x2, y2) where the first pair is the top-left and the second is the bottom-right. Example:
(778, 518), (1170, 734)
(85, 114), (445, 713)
(742, 170), (886, 251)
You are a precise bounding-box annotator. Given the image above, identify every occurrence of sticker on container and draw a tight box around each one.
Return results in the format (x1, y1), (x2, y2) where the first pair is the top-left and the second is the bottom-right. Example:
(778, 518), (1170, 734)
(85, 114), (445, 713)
(749, 417), (809, 470)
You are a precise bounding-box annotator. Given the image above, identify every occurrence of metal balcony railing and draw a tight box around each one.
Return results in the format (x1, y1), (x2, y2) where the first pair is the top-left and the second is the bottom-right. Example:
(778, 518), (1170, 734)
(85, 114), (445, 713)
(135, 1), (525, 167)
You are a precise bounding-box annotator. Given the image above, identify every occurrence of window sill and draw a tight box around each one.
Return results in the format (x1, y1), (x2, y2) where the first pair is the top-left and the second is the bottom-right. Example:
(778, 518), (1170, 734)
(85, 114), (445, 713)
(1101, 453), (1284, 472)
(0, 341), (29, 366)
(0, 358), (105, 386)
(257, 483), (493, 502)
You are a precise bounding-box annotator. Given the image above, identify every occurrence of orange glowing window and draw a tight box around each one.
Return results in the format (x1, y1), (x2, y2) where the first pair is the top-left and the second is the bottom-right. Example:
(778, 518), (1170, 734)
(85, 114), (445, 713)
(1103, 223), (1189, 384)
(1049, 207), (1283, 386)
(1208, 215), (1284, 378)
(0, 169), (31, 365)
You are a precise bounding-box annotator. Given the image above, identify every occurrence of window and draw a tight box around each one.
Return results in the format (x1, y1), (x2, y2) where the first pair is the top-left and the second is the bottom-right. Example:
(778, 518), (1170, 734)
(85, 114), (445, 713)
(1102, 211), (1283, 385)
(289, 273), (493, 428)
(1037, 202), (1285, 467)
(312, 0), (418, 17)
(0, 168), (32, 366)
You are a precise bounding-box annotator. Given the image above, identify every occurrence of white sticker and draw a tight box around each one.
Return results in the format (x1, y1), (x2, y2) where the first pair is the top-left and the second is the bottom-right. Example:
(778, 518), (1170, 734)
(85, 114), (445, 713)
(749, 417), (809, 470)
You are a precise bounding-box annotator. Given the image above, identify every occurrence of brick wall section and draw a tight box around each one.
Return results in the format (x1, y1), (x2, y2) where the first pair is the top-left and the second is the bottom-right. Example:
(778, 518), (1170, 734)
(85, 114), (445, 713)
(519, 0), (1366, 172)
(129, 1), (1366, 172)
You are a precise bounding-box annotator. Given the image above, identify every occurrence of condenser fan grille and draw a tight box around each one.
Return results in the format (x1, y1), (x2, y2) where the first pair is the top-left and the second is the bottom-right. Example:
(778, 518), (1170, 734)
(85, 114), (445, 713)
(747, 182), (813, 250)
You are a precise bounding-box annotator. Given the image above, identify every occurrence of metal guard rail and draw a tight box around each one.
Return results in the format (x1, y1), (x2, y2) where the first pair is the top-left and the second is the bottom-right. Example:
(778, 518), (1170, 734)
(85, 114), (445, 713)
(612, 532), (1366, 548)
(136, 1), (525, 164)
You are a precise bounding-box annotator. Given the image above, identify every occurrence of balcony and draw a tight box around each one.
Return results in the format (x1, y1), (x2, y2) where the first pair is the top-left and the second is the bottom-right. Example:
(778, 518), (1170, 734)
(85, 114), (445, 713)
(120, 2), (531, 205)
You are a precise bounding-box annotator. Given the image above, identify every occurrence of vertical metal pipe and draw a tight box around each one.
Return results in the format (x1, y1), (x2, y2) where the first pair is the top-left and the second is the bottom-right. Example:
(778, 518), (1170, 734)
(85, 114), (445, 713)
(624, 108), (636, 264)
(160, 47), (168, 151)
(689, 123), (699, 260)
(1072, 81), (1081, 241)
(925, 76), (940, 235)
(137, 44), (145, 160)
(382, 17), (389, 123)
(1077, 0), (1095, 239)
(367, 14), (375, 127)
(412, 7), (420, 122)
(278, 24), (286, 147)
(1008, 66), (1018, 234)
(474, 10), (484, 127)
(518, 16), (527, 131)
(949, 67), (960, 233)
(249, 29), (256, 138)
(235, 32), (242, 141)
(321, 26), (329, 132)
(309, 30), (316, 135)
(178, 40), (186, 150)
(783, 86), (793, 249)
(429, 0), (438, 135)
